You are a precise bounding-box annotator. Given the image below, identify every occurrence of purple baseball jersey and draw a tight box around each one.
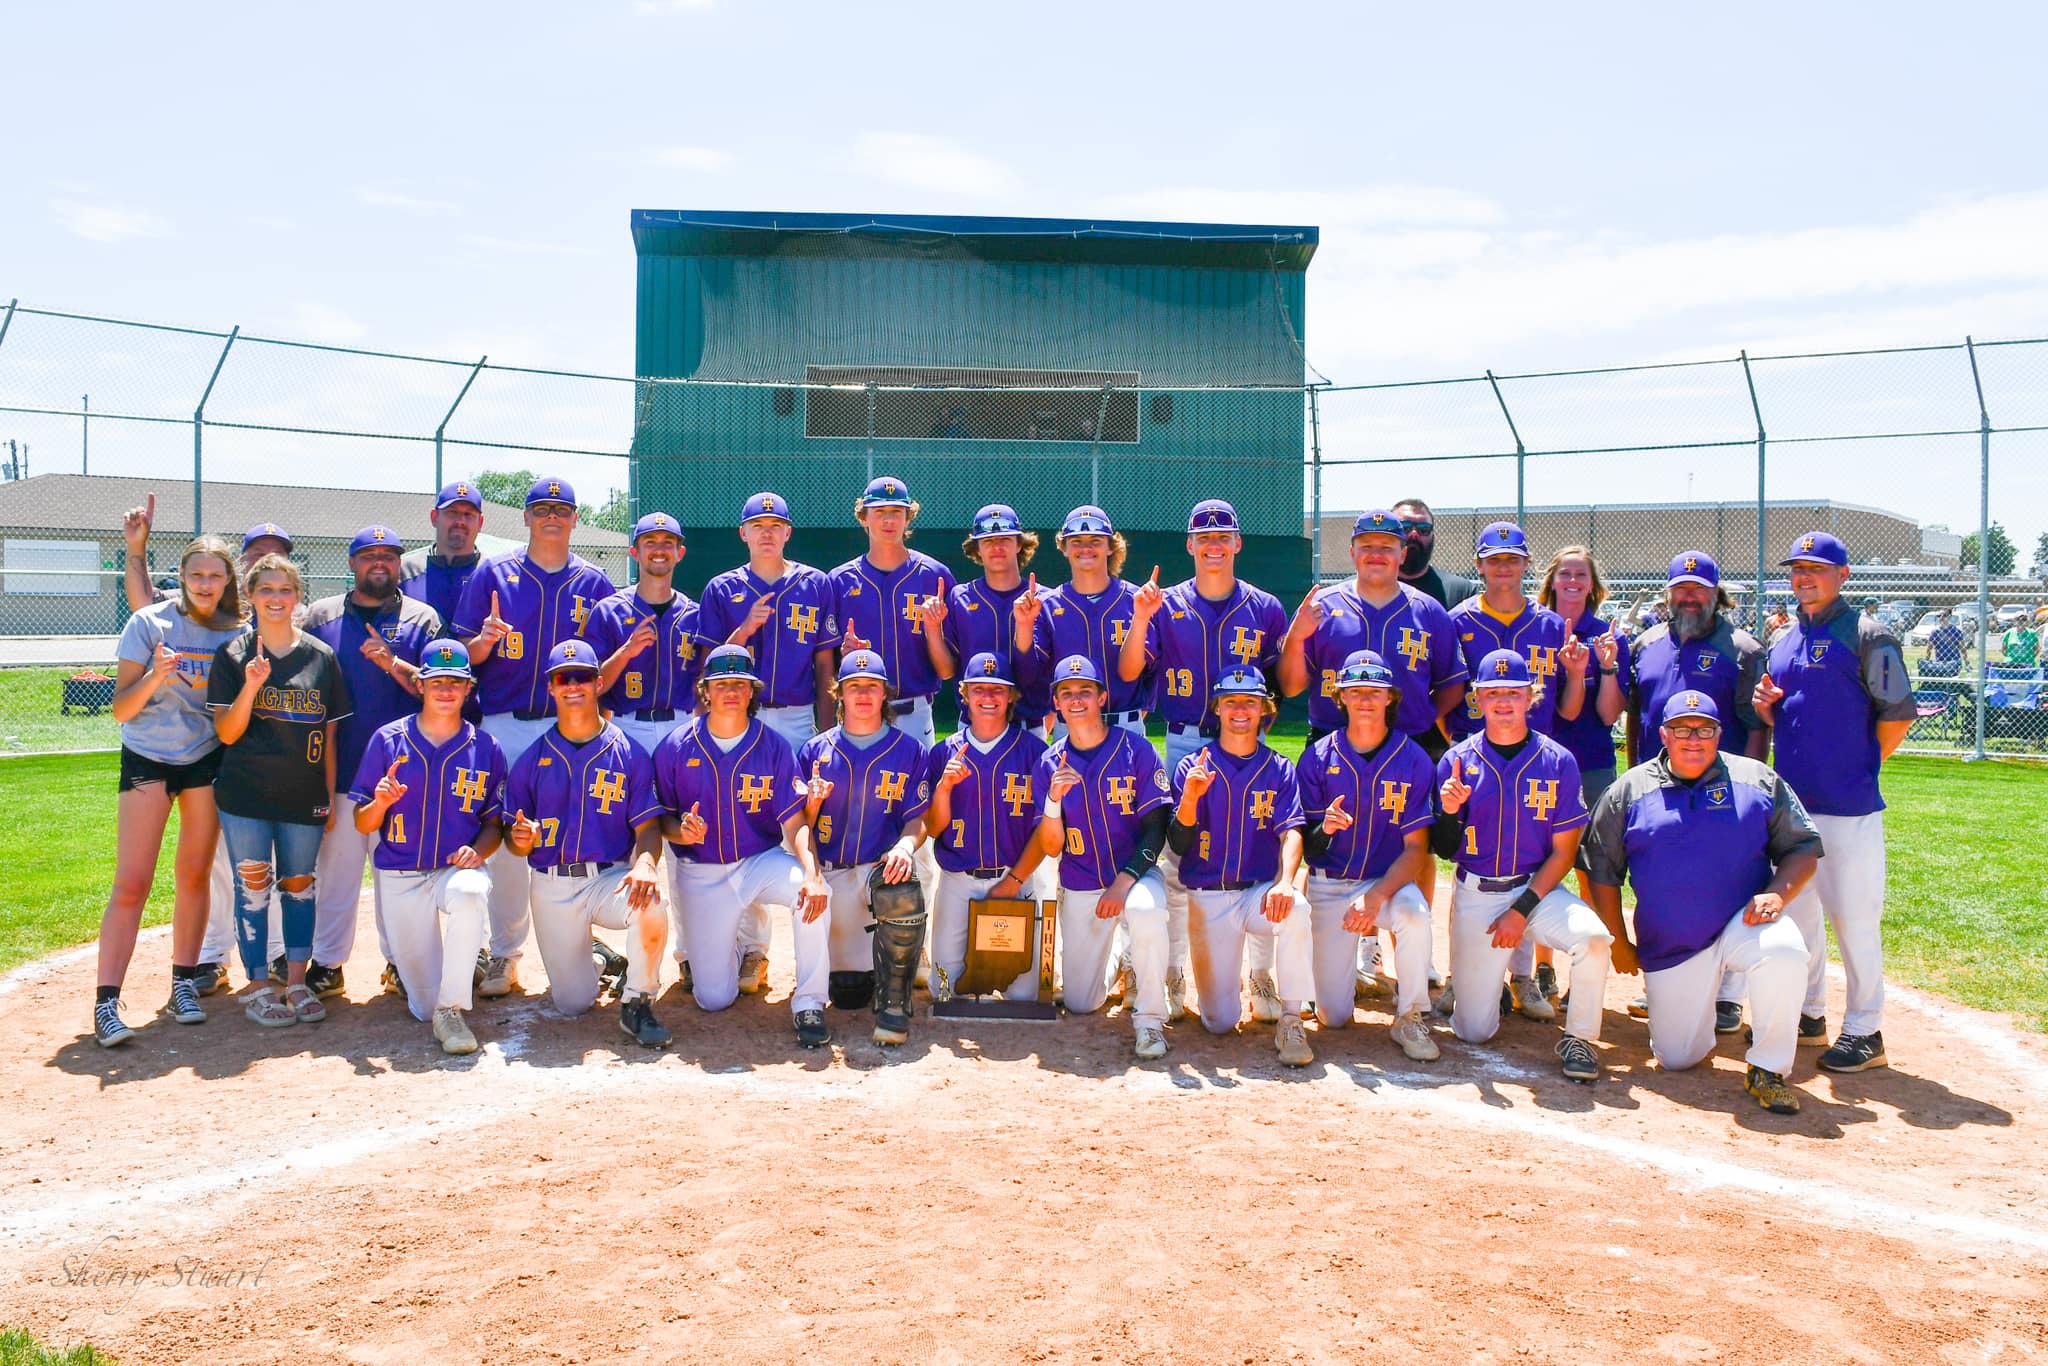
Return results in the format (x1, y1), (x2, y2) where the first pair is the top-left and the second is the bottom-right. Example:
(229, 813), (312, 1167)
(1764, 598), (1916, 818)
(1035, 728), (1172, 892)
(1436, 733), (1587, 879)
(695, 563), (841, 708)
(505, 722), (662, 870)
(398, 549), (479, 638)
(452, 550), (617, 717)
(1171, 743), (1304, 888)
(1144, 580), (1287, 729)
(1299, 584), (1466, 736)
(942, 578), (1052, 715)
(1446, 596), (1569, 739)
(651, 716), (804, 864)
(920, 725), (1049, 874)
(829, 550), (955, 700)
(1031, 579), (1148, 716)
(584, 589), (703, 717)
(347, 717), (508, 872)
(1298, 731), (1437, 880)
(1630, 619), (1764, 759)
(796, 725), (933, 868)
(301, 593), (442, 789)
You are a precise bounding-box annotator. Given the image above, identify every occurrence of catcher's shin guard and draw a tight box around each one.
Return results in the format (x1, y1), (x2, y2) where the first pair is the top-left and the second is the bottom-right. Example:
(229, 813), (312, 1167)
(828, 970), (877, 1010)
(868, 868), (928, 1045)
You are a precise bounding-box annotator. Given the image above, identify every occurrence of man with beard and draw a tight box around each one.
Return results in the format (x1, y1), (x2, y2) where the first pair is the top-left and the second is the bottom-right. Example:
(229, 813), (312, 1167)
(302, 525), (442, 997)
(1622, 550), (1767, 1031)
(1393, 497), (1480, 610)
(400, 481), (487, 638)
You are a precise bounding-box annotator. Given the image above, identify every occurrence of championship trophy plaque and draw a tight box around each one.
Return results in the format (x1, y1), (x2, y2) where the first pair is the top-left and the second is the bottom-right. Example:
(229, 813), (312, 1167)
(930, 896), (1059, 1022)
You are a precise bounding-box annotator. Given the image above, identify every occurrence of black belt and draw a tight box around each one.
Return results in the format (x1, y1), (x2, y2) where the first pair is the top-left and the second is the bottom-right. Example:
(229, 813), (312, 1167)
(1460, 870), (1529, 894)
(1107, 709), (1145, 725)
(1198, 879), (1261, 892)
(1166, 722), (1203, 737)
(968, 867), (1010, 880)
(629, 708), (678, 723)
(512, 708), (551, 722)
(543, 861), (618, 878)
(888, 698), (927, 716)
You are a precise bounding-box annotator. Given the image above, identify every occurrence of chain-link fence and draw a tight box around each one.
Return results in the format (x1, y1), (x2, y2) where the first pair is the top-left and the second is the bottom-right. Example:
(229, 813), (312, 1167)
(2, 297), (2043, 758)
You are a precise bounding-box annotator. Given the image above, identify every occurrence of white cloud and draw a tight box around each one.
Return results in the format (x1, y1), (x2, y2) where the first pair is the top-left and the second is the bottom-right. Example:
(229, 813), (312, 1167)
(848, 133), (1018, 197)
(284, 302), (370, 344)
(50, 198), (169, 243)
(651, 145), (731, 173)
(356, 187), (458, 216)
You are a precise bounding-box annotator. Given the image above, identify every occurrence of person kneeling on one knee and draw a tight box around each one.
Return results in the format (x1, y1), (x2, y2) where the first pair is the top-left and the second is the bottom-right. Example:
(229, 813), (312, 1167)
(1431, 649), (1612, 1083)
(1581, 691), (1822, 1115)
(1166, 668), (1317, 1067)
(504, 640), (673, 1050)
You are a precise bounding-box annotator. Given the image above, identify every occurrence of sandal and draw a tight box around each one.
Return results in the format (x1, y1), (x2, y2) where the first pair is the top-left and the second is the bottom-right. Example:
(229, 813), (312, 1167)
(284, 983), (326, 1023)
(243, 986), (296, 1029)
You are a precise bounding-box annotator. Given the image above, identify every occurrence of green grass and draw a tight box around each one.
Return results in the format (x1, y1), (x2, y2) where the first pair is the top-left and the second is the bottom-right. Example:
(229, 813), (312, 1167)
(0, 1329), (119, 1366)
(1, 747), (2043, 1033)
(0, 667), (123, 756)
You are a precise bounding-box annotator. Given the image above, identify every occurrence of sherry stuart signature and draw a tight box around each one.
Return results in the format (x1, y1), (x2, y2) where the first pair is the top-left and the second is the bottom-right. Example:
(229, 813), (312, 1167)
(59, 1235), (271, 1314)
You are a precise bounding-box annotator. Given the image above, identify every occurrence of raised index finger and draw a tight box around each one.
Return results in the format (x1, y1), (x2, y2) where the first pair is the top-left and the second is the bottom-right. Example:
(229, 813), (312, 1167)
(145, 493), (155, 520)
(490, 591), (500, 619)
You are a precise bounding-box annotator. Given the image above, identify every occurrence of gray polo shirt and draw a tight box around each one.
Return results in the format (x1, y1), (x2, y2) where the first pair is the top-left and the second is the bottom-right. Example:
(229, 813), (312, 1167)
(116, 600), (244, 765)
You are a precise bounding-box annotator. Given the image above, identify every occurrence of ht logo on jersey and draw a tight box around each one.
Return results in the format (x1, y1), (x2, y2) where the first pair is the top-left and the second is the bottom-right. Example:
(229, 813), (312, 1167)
(1397, 627), (1429, 669)
(788, 604), (819, 644)
(1248, 789), (1276, 828)
(900, 594), (923, 625)
(1001, 774), (1033, 816)
(1105, 776), (1137, 814)
(1229, 627), (1265, 665)
(587, 769), (626, 814)
(1527, 646), (1557, 681)
(570, 596), (591, 631)
(1110, 618), (1130, 647)
(874, 771), (908, 810)
(1379, 781), (1409, 821)
(1524, 780), (1558, 821)
(737, 774), (775, 813)
(450, 768), (490, 813)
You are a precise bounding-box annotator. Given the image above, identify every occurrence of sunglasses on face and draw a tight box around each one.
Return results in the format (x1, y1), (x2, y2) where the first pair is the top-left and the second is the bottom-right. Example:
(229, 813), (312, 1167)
(1400, 519), (1433, 535)
(552, 670), (599, 686)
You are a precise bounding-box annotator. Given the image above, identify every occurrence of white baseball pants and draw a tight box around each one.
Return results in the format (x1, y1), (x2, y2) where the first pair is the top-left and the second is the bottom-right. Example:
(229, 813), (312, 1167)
(1058, 870), (1168, 1028)
(480, 712), (554, 961)
(1186, 882), (1314, 1034)
(1786, 811), (1886, 1037)
(666, 849), (829, 1015)
(376, 865), (491, 1022)
(1643, 909), (1809, 1076)
(310, 794), (383, 968)
(1305, 872), (1433, 1023)
(930, 867), (1050, 1000)
(529, 863), (665, 1016)
(1449, 879), (1612, 1044)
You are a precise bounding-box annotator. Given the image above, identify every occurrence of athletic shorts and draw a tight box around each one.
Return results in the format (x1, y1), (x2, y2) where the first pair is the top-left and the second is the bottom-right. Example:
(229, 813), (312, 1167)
(118, 745), (222, 796)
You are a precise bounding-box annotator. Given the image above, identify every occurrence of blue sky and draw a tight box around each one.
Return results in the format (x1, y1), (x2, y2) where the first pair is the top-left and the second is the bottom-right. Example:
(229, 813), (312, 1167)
(3, 2), (2044, 560)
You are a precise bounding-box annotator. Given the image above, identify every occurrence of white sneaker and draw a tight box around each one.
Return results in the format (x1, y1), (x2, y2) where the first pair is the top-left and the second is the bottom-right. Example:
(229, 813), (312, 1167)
(737, 949), (768, 995)
(1512, 974), (1556, 1022)
(1164, 967), (1190, 1022)
(1391, 1011), (1440, 1062)
(1353, 971), (1388, 1000)
(476, 956), (518, 998)
(1434, 981), (1456, 1016)
(1248, 970), (1282, 1023)
(1133, 1024), (1168, 1060)
(433, 1006), (478, 1055)
(1275, 1013), (1313, 1067)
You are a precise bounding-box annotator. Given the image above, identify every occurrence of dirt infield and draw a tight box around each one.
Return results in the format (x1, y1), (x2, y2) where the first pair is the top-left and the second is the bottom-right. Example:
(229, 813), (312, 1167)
(3, 894), (2045, 1364)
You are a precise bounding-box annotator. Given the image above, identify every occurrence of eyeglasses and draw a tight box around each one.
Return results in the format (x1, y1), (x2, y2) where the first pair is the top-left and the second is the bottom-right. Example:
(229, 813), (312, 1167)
(1399, 519), (1433, 534)
(552, 670), (599, 685)
(1665, 724), (1721, 741)
(529, 503), (575, 519)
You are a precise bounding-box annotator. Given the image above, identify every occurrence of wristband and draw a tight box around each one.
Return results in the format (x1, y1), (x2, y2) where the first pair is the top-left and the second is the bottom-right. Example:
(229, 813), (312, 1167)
(1510, 888), (1542, 917)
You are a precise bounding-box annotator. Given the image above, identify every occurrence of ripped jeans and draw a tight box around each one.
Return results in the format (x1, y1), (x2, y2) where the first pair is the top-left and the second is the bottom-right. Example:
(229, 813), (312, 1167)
(218, 813), (325, 982)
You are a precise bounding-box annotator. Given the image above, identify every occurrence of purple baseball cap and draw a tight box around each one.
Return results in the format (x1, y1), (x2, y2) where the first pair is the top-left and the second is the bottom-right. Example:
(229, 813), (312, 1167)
(546, 640), (601, 674)
(632, 512), (684, 543)
(959, 651), (1016, 689)
(1351, 509), (1403, 542)
(1472, 648), (1534, 690)
(242, 522), (292, 553)
(1051, 654), (1104, 687)
(348, 525), (402, 558)
(435, 480), (483, 511)
(970, 504), (1023, 539)
(860, 476), (913, 509)
(740, 492), (791, 525)
(1667, 551), (1720, 588)
(525, 476), (576, 508)
(1476, 522), (1530, 560)
(1780, 531), (1849, 567)
(1060, 505), (1114, 538)
(1187, 499), (1240, 534)
(836, 649), (890, 685)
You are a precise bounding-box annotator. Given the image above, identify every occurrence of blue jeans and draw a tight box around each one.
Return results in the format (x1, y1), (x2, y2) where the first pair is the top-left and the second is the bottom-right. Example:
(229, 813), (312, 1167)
(219, 812), (325, 980)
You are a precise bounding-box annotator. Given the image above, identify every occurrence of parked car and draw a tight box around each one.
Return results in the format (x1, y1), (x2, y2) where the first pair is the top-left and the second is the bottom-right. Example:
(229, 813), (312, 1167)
(1906, 609), (1969, 647)
(1993, 603), (2033, 629)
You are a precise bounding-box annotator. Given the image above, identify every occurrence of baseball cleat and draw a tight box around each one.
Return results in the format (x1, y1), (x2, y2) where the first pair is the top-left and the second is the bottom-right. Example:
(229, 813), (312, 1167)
(476, 955), (518, 998)
(794, 1008), (831, 1049)
(1275, 1014), (1314, 1067)
(94, 999), (135, 1048)
(1818, 1030), (1887, 1073)
(679, 960), (695, 995)
(1434, 981), (1456, 1016)
(193, 961), (229, 997)
(592, 938), (628, 993)
(473, 947), (489, 989)
(268, 954), (288, 985)
(380, 962), (405, 997)
(1714, 1000), (1744, 1035)
(1353, 972), (1388, 1001)
(1248, 970), (1283, 1023)
(1744, 1065), (1801, 1114)
(737, 949), (769, 995)
(1133, 1024), (1168, 1060)
(1556, 1034), (1600, 1083)
(1798, 1014), (1828, 1046)
(620, 996), (672, 1049)
(1512, 975), (1556, 1022)
(163, 978), (207, 1026)
(1164, 967), (1191, 1022)
(433, 1006), (478, 1055)
(1627, 994), (1650, 1020)
(1535, 962), (1561, 1004)
(1391, 1011), (1439, 1062)
(1500, 983), (1516, 1017)
(305, 963), (345, 1000)
(872, 1005), (911, 1047)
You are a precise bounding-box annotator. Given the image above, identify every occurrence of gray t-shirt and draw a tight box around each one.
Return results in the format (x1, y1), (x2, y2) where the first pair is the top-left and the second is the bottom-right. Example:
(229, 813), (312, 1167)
(116, 600), (245, 764)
